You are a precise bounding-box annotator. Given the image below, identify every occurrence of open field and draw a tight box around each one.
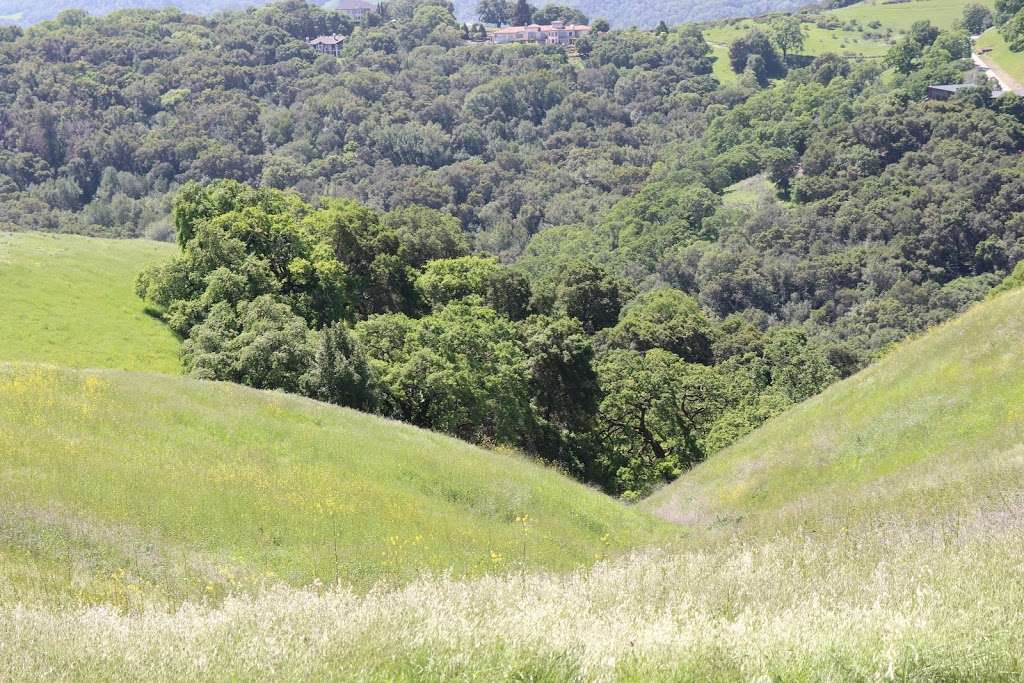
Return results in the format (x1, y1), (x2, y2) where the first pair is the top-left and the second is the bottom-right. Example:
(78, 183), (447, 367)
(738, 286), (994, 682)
(0, 363), (671, 608)
(705, 0), (992, 78)
(0, 232), (180, 373)
(830, 0), (991, 31)
(4, 523), (1024, 680)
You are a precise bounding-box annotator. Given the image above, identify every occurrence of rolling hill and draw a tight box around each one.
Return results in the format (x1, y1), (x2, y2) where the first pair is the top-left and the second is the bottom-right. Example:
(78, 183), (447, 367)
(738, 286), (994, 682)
(644, 283), (1024, 538)
(0, 362), (671, 607)
(5, 283), (1024, 679)
(0, 232), (180, 374)
(5, 0), (821, 28)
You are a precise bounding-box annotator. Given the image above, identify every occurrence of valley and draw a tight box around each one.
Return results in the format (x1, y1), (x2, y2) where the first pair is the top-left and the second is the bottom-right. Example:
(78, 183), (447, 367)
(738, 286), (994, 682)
(4, 0), (1024, 677)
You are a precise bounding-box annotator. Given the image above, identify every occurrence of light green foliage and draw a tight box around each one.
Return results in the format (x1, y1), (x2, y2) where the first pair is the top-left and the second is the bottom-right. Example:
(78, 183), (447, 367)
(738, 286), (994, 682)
(960, 2), (994, 32)
(769, 15), (806, 58)
(762, 327), (837, 403)
(602, 288), (716, 364)
(415, 255), (531, 319)
(0, 232), (179, 373)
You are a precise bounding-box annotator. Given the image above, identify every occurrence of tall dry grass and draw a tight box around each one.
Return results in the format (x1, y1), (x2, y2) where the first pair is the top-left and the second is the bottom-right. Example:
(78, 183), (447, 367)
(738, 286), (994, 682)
(4, 510), (1024, 681)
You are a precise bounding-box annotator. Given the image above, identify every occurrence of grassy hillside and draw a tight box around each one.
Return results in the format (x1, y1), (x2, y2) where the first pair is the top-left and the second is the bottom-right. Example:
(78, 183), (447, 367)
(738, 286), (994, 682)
(0, 363), (670, 608)
(830, 0), (987, 31)
(6, 281), (1024, 679)
(976, 27), (1024, 85)
(645, 285), (1024, 537)
(705, 0), (990, 80)
(0, 233), (179, 373)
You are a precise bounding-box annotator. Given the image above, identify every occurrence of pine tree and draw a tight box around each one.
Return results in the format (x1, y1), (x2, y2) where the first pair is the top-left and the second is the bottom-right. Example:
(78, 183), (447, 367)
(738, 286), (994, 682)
(512, 0), (533, 26)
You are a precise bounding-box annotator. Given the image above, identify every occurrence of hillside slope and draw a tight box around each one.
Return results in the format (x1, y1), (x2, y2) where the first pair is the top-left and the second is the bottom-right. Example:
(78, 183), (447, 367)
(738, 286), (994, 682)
(7, 289), (1024, 679)
(0, 233), (179, 373)
(0, 363), (670, 607)
(645, 285), (1024, 537)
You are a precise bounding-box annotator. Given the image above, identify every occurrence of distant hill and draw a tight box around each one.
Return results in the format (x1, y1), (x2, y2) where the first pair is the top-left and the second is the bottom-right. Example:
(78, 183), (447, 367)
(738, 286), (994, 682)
(451, 0), (817, 27)
(4, 0), (818, 28)
(0, 0), (263, 25)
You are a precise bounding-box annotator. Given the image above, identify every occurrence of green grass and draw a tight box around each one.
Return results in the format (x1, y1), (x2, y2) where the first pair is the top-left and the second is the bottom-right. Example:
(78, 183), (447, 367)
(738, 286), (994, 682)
(710, 44), (740, 85)
(0, 363), (671, 608)
(0, 232), (180, 374)
(5, 234), (1024, 678)
(705, 0), (990, 78)
(976, 27), (1024, 84)
(721, 174), (778, 206)
(831, 0), (991, 32)
(645, 285), (1024, 539)
(706, 20), (890, 59)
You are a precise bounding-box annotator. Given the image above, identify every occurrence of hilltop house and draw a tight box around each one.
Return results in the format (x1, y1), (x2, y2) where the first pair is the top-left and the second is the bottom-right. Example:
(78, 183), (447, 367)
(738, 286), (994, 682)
(331, 0), (375, 21)
(308, 34), (346, 57)
(490, 21), (591, 45)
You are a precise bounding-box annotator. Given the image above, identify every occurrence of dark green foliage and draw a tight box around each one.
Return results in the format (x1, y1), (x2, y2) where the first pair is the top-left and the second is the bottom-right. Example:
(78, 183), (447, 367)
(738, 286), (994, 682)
(512, 0), (534, 25)
(38, 1), (1020, 498)
(182, 295), (315, 392)
(302, 322), (379, 410)
(476, 0), (511, 25)
(557, 262), (628, 334)
(530, 4), (588, 24)
(595, 349), (724, 497)
(0, 3), (714, 254)
(728, 29), (785, 78)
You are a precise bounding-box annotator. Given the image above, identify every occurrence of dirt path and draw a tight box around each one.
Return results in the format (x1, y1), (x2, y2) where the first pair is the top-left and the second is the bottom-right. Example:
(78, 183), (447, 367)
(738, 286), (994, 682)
(973, 51), (1024, 95)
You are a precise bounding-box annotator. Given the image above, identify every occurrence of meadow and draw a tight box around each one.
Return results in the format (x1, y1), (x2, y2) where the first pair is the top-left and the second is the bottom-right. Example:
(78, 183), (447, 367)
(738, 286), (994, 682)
(0, 363), (671, 608)
(0, 232), (180, 373)
(3, 510), (1023, 679)
(830, 0), (991, 32)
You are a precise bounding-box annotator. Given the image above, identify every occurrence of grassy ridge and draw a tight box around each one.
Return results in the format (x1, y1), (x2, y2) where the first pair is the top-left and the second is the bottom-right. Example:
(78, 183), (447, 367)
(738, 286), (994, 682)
(0, 363), (671, 608)
(830, 0), (989, 31)
(0, 232), (179, 373)
(705, 0), (990, 81)
(976, 27), (1024, 85)
(645, 286), (1024, 538)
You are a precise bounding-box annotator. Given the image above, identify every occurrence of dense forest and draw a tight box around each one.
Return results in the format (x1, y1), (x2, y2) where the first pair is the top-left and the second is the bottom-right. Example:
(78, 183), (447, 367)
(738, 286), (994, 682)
(5, 0), (1024, 495)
